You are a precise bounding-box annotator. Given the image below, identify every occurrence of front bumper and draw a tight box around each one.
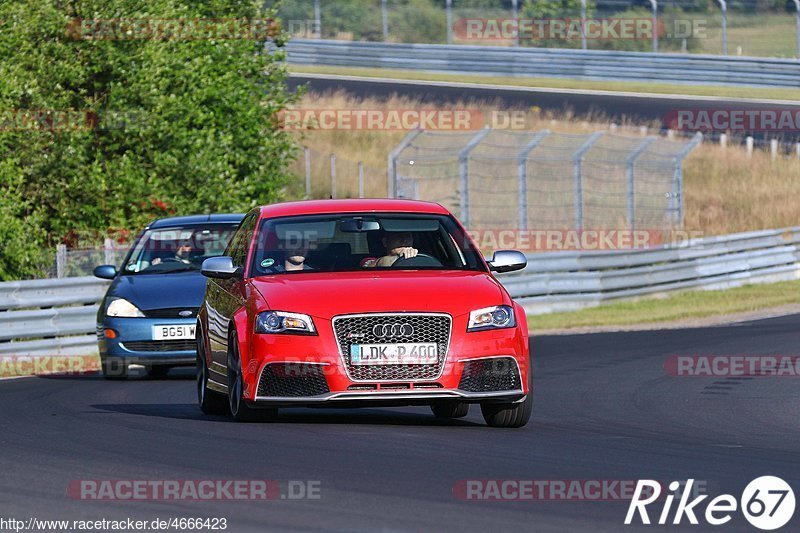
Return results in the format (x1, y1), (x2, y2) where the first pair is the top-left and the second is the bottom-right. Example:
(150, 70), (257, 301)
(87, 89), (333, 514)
(250, 387), (526, 408)
(97, 317), (197, 366)
(240, 313), (530, 406)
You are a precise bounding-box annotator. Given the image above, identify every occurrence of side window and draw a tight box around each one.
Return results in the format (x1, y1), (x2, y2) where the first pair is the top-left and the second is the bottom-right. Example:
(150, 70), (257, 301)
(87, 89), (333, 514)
(226, 212), (257, 268)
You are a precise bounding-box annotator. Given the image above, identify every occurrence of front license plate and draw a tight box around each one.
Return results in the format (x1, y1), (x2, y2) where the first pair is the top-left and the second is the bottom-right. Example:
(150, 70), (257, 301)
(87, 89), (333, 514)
(152, 324), (196, 340)
(350, 343), (438, 365)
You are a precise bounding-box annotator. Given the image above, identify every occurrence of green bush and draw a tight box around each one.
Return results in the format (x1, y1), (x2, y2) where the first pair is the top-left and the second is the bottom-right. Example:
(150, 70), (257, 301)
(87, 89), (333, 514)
(0, 0), (299, 280)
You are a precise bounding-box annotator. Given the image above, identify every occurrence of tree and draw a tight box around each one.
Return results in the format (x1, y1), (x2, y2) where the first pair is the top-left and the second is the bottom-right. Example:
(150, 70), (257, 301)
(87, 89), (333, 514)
(0, 0), (299, 280)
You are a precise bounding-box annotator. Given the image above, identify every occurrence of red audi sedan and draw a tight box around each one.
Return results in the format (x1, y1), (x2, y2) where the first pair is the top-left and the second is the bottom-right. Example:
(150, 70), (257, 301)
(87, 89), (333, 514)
(197, 199), (531, 427)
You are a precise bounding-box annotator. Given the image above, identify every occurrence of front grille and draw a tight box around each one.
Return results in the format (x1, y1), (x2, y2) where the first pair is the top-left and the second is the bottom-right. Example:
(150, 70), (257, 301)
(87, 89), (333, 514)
(333, 313), (451, 381)
(143, 307), (198, 319)
(458, 357), (521, 392)
(122, 340), (196, 352)
(257, 363), (330, 397)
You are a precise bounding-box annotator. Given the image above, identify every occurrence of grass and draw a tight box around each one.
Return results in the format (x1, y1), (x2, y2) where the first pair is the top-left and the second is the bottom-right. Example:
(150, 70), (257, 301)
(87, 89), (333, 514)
(289, 64), (800, 102)
(699, 13), (798, 59)
(528, 278), (800, 331)
(288, 91), (800, 236)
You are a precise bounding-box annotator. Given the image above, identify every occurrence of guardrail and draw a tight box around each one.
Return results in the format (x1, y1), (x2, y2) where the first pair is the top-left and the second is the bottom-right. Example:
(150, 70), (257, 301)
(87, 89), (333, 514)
(0, 277), (108, 356)
(286, 39), (800, 89)
(500, 227), (800, 314)
(2, 227), (800, 356)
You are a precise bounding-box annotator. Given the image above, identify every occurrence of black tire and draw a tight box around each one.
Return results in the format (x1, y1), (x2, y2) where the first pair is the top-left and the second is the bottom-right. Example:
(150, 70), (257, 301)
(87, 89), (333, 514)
(431, 400), (469, 419)
(480, 392), (532, 428)
(197, 337), (228, 416)
(101, 357), (128, 380)
(227, 330), (277, 423)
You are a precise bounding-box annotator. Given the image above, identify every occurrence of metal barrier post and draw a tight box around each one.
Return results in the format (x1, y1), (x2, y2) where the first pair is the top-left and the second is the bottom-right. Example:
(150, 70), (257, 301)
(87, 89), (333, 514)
(446, 0), (453, 44)
(358, 162), (365, 198)
(626, 137), (657, 231)
(516, 130), (550, 230)
(459, 127), (492, 228)
(573, 132), (603, 229)
(103, 238), (115, 266)
(304, 147), (311, 198)
(313, 0), (321, 37)
(717, 0), (728, 55)
(330, 154), (336, 199)
(580, 0), (588, 50)
(387, 129), (423, 198)
(649, 0), (658, 52)
(672, 132), (703, 226)
(381, 0), (389, 40)
(795, 0), (800, 59)
(511, 0), (519, 47)
(56, 244), (67, 279)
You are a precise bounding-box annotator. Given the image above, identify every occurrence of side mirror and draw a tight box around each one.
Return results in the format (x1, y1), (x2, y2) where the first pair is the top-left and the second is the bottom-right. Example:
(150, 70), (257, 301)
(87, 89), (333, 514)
(93, 265), (117, 280)
(487, 250), (527, 273)
(202, 256), (242, 279)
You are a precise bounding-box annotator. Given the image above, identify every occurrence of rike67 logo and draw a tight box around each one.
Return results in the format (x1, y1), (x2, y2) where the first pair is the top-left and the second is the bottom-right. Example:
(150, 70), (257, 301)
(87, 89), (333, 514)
(625, 477), (795, 530)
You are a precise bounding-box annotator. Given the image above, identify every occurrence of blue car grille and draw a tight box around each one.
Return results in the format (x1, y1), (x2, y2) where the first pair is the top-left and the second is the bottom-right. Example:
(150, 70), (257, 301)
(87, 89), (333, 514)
(122, 340), (195, 352)
(142, 307), (198, 319)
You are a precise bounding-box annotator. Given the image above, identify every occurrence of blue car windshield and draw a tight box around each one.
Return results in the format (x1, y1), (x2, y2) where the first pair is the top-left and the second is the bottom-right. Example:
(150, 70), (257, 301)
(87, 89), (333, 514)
(122, 224), (238, 275)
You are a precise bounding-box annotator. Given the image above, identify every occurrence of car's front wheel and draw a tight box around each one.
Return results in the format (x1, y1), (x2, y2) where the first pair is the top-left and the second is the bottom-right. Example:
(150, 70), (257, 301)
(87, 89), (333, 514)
(430, 400), (469, 419)
(197, 337), (228, 416)
(480, 392), (532, 428)
(227, 330), (277, 422)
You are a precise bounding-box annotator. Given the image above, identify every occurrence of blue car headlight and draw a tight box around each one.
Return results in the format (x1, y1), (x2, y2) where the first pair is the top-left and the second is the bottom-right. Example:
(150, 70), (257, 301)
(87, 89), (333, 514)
(105, 297), (145, 318)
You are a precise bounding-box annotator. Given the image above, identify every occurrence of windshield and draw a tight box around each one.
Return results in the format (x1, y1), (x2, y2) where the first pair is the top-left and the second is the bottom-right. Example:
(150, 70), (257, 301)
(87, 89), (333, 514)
(122, 224), (238, 275)
(250, 213), (486, 275)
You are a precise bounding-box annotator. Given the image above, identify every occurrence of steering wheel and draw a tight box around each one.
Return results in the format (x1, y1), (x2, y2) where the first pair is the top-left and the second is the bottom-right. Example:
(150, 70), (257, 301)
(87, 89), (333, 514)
(392, 253), (442, 268)
(158, 257), (183, 263)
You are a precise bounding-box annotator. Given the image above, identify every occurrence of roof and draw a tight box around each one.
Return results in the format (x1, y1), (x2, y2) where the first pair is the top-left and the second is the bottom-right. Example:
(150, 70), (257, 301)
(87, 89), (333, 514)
(148, 213), (245, 229)
(257, 199), (449, 218)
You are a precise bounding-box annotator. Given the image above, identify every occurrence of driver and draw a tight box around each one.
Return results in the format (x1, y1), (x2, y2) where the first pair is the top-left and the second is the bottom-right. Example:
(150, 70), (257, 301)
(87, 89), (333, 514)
(374, 232), (418, 267)
(282, 242), (311, 272)
(270, 238), (314, 272)
(151, 240), (193, 266)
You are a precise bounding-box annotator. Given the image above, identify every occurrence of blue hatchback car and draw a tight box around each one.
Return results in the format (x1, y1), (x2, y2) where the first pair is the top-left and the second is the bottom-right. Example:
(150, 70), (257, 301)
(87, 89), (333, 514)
(94, 214), (244, 379)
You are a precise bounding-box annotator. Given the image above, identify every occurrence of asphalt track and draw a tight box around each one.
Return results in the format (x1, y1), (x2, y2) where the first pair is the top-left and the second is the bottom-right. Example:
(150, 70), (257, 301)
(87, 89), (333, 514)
(2, 314), (799, 532)
(288, 73), (800, 140)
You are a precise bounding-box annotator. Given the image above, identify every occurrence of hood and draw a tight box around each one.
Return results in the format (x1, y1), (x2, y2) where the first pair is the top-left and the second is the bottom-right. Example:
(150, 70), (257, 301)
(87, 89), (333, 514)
(107, 271), (207, 311)
(251, 270), (505, 319)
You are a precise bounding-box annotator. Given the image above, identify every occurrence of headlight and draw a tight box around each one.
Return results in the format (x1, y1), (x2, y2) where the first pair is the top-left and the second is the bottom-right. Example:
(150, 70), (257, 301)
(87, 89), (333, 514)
(255, 311), (316, 335)
(467, 305), (516, 332)
(105, 297), (145, 318)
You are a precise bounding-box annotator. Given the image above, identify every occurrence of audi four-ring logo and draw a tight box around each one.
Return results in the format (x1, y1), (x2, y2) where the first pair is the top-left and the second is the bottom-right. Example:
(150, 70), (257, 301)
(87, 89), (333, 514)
(372, 323), (414, 338)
